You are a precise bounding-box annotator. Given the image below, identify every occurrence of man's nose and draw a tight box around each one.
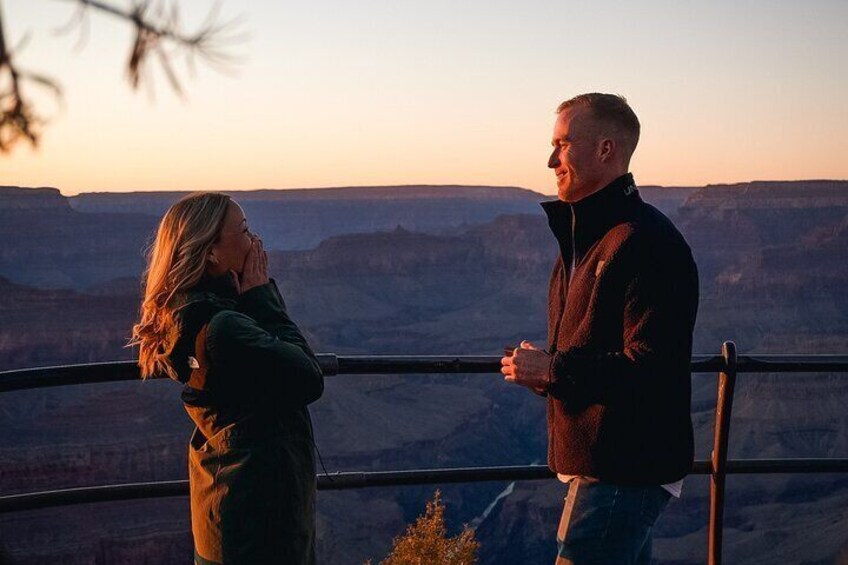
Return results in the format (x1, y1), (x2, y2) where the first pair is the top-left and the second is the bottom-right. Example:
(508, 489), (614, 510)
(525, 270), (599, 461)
(548, 148), (559, 169)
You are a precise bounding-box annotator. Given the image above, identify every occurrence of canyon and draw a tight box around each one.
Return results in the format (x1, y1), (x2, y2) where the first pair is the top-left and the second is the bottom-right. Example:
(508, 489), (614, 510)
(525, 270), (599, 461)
(0, 181), (846, 564)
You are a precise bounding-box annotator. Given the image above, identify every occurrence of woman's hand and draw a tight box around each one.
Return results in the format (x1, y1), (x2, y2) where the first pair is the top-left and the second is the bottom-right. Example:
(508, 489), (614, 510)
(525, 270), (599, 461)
(233, 237), (269, 294)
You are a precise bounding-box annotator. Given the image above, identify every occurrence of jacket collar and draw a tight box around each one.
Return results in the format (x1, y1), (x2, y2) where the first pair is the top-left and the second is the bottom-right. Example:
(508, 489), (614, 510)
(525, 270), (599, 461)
(541, 173), (641, 261)
(172, 272), (239, 310)
(192, 272), (240, 301)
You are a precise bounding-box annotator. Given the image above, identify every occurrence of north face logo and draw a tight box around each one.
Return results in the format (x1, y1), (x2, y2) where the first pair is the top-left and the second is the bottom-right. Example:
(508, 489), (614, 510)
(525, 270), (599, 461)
(623, 185), (636, 196)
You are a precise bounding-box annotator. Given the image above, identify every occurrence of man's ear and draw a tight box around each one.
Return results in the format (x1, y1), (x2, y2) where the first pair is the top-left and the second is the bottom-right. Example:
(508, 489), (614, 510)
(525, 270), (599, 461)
(598, 138), (615, 163)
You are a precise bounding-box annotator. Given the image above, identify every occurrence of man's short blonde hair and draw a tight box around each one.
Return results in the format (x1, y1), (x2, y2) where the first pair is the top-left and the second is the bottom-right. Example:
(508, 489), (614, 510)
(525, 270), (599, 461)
(557, 93), (640, 156)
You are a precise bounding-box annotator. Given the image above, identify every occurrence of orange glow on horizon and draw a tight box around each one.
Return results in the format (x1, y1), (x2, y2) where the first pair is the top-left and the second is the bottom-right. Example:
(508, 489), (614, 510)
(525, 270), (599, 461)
(2, 1), (846, 196)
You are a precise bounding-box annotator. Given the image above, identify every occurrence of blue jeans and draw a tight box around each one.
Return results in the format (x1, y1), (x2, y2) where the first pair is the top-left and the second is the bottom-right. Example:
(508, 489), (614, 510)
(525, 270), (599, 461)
(555, 478), (671, 565)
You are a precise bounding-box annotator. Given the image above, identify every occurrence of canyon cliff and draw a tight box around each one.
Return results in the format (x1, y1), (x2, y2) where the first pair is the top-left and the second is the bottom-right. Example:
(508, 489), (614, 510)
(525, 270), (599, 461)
(0, 181), (846, 564)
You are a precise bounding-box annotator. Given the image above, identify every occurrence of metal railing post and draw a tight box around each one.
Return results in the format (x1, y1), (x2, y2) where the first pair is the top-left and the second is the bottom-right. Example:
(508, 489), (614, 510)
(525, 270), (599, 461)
(708, 340), (737, 565)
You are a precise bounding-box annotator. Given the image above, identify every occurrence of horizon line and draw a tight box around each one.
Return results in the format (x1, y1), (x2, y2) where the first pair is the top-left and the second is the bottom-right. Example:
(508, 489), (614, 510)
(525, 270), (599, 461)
(3, 178), (848, 198)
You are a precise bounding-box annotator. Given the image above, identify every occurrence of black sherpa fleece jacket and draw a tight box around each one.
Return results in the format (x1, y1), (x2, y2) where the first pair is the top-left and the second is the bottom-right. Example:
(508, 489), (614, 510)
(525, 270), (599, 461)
(541, 173), (699, 486)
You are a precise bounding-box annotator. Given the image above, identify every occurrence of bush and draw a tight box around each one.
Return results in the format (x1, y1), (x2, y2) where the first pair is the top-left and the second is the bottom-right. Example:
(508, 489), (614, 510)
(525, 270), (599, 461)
(369, 490), (479, 565)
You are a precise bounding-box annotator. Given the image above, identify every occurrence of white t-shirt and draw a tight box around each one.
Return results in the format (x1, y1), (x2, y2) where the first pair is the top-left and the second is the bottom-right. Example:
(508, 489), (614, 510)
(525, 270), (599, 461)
(557, 474), (683, 498)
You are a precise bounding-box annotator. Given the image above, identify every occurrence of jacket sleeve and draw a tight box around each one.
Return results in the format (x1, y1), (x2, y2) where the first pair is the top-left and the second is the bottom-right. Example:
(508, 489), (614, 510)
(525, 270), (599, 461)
(205, 286), (324, 407)
(547, 237), (698, 406)
(236, 279), (316, 354)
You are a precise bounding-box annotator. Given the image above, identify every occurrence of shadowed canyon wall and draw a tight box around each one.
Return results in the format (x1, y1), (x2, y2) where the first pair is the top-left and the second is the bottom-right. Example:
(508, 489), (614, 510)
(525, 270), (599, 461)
(0, 181), (846, 564)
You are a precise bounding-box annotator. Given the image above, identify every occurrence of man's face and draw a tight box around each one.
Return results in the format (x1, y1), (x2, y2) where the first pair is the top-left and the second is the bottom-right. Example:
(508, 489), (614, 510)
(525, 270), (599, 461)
(547, 106), (606, 203)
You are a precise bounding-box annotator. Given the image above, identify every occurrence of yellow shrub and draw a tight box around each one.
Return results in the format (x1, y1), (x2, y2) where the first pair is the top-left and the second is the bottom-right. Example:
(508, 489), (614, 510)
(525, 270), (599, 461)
(369, 490), (479, 565)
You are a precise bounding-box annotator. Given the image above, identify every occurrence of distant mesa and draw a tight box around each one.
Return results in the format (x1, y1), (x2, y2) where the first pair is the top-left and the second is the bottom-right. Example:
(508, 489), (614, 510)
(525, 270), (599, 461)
(685, 180), (848, 209)
(67, 185), (547, 215)
(0, 186), (70, 211)
(1, 180), (846, 290)
(0, 184), (549, 290)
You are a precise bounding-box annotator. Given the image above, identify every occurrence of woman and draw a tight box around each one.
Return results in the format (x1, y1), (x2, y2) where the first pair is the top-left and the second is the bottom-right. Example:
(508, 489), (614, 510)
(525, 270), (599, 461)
(131, 192), (324, 564)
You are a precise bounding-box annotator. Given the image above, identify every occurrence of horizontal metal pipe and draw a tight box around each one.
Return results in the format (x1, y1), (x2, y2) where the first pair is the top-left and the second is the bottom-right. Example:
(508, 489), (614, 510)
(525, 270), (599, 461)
(734, 355), (848, 373)
(0, 361), (140, 393)
(335, 355), (502, 374)
(723, 458), (848, 474)
(318, 464), (556, 490)
(0, 480), (188, 513)
(2, 459), (847, 514)
(2, 355), (847, 392)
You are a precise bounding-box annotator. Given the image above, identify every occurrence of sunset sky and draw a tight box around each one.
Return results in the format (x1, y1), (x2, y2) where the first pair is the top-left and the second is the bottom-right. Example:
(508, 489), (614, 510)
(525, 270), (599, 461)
(2, 0), (847, 196)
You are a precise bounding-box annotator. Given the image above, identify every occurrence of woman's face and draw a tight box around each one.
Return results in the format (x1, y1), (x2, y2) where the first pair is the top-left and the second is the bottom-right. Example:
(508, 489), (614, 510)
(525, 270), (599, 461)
(207, 201), (254, 276)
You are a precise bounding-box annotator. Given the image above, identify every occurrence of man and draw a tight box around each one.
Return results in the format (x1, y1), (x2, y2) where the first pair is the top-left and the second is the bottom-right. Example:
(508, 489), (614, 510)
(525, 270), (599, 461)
(501, 93), (698, 564)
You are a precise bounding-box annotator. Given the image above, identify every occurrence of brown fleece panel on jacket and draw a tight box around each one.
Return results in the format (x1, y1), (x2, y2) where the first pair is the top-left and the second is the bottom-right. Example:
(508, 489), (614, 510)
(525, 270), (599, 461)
(542, 173), (698, 485)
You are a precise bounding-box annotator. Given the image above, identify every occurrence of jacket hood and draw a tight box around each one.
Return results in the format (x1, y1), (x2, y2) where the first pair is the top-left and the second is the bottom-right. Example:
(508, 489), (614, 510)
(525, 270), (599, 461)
(167, 273), (238, 383)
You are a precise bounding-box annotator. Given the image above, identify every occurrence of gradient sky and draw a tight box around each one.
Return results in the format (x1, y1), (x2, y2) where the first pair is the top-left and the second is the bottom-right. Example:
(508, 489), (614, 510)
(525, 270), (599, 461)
(2, 0), (847, 195)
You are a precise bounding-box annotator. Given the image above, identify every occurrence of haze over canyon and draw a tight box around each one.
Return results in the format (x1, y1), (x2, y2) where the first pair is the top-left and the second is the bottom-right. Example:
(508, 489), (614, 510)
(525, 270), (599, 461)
(0, 181), (846, 564)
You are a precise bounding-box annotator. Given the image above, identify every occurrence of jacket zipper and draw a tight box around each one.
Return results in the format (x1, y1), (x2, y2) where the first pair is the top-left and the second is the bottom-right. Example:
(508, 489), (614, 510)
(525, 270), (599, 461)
(570, 204), (577, 278)
(551, 205), (577, 355)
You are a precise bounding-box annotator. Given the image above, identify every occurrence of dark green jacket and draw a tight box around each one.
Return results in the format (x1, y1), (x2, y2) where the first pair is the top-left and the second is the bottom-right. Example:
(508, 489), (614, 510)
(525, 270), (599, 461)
(169, 274), (324, 565)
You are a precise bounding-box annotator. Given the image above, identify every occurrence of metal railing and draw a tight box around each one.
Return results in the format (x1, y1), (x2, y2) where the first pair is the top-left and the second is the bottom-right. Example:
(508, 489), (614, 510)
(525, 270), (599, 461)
(2, 343), (848, 565)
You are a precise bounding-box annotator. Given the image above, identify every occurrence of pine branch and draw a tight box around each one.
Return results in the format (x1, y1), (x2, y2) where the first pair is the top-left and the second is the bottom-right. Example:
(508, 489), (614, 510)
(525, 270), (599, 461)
(0, 0), (50, 152)
(66, 1), (243, 91)
(1, 0), (244, 153)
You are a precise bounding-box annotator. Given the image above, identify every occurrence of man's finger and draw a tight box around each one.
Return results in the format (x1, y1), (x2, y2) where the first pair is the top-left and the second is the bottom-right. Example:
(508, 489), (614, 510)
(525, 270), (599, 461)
(511, 349), (531, 364)
(500, 356), (514, 367)
(520, 340), (540, 351)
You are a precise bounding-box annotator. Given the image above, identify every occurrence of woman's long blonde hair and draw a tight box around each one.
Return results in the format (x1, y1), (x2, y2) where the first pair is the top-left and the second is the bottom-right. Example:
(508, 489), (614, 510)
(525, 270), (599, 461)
(131, 192), (232, 380)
